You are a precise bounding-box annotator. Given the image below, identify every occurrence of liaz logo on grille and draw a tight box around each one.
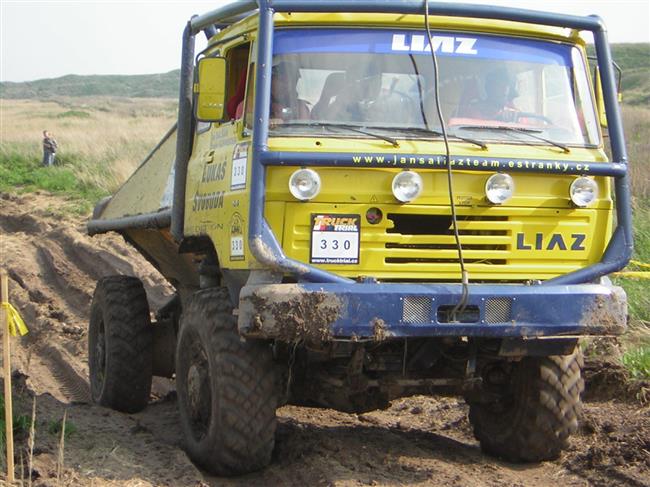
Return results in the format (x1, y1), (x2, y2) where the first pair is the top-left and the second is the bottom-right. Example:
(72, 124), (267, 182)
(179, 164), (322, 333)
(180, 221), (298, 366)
(516, 233), (586, 251)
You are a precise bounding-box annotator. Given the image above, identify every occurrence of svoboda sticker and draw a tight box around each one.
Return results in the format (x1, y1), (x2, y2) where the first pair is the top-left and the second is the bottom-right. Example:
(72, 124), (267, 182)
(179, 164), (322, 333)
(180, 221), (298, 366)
(192, 191), (224, 211)
(310, 214), (360, 265)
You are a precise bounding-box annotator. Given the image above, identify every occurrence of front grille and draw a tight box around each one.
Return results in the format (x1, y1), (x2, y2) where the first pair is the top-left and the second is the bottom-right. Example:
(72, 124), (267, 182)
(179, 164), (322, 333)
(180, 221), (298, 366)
(387, 213), (509, 236)
(384, 213), (510, 266)
(281, 203), (604, 282)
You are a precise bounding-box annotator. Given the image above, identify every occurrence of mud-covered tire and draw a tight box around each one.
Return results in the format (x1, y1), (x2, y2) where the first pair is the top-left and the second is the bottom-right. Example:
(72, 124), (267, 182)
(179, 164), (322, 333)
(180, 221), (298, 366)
(176, 287), (278, 476)
(468, 350), (584, 462)
(88, 276), (153, 413)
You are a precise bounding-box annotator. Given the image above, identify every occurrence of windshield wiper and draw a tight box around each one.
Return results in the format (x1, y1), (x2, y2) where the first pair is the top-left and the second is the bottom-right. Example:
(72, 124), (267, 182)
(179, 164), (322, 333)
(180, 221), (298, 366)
(370, 125), (487, 150)
(456, 124), (570, 153)
(278, 121), (400, 147)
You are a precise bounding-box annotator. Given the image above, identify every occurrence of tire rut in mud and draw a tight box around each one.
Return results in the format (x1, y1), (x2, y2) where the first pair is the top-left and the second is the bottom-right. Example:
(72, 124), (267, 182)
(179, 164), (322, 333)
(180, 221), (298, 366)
(39, 345), (91, 403)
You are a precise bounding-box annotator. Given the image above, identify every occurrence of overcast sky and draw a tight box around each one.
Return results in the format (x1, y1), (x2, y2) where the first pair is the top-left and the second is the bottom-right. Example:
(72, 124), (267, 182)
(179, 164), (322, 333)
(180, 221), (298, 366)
(1, 0), (648, 82)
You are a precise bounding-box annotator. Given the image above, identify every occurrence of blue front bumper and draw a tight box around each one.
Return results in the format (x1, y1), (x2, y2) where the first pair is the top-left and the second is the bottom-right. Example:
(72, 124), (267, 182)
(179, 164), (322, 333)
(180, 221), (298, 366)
(238, 282), (627, 341)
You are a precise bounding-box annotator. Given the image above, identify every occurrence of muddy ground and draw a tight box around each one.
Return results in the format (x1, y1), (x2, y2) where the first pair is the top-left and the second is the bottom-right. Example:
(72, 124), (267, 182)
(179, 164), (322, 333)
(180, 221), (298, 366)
(1, 192), (648, 486)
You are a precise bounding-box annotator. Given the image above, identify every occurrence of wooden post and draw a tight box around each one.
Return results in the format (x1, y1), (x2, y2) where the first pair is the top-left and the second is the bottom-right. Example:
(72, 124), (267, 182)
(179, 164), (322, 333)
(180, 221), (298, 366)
(1, 269), (14, 483)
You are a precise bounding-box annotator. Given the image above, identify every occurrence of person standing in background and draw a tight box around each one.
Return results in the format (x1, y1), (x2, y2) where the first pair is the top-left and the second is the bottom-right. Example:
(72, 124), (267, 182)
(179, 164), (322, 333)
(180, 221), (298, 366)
(42, 130), (58, 166)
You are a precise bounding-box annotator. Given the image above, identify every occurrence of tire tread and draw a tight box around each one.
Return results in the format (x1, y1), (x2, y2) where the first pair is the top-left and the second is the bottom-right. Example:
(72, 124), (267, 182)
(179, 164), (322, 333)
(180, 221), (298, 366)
(89, 275), (153, 413)
(176, 287), (277, 475)
(469, 350), (584, 462)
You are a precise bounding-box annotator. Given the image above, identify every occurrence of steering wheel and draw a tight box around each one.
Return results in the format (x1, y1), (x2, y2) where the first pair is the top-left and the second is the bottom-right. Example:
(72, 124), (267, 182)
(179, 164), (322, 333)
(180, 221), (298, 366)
(513, 112), (554, 126)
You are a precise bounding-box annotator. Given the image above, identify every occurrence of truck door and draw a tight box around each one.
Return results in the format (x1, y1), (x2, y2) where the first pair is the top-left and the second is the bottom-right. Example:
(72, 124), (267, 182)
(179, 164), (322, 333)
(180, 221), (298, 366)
(184, 39), (254, 269)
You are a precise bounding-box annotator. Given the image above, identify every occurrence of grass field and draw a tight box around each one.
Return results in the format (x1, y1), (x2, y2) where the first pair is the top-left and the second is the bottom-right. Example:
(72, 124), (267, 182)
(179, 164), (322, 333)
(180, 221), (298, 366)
(0, 97), (648, 377)
(0, 97), (176, 211)
(611, 105), (650, 377)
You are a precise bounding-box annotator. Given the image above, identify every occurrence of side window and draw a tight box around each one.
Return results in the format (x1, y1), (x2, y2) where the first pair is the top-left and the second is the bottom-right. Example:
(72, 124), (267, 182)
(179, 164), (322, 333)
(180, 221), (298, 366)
(224, 42), (251, 121)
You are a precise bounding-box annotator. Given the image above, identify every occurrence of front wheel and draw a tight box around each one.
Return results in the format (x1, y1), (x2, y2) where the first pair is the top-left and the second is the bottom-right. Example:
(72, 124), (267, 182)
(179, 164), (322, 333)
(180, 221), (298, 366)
(176, 287), (278, 476)
(468, 350), (584, 462)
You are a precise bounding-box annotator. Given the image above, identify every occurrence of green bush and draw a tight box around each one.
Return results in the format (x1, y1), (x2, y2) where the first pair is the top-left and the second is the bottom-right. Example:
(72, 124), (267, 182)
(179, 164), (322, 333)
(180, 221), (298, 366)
(0, 393), (32, 452)
(47, 417), (77, 438)
(56, 110), (91, 119)
(0, 148), (108, 213)
(622, 347), (650, 380)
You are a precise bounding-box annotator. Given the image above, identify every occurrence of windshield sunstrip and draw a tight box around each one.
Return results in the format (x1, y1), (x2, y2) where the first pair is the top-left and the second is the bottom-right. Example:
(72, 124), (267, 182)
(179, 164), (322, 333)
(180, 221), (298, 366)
(273, 29), (573, 65)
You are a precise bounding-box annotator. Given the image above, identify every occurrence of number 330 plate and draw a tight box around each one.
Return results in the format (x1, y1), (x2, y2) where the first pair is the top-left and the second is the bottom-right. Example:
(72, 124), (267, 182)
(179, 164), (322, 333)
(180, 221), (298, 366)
(310, 214), (360, 264)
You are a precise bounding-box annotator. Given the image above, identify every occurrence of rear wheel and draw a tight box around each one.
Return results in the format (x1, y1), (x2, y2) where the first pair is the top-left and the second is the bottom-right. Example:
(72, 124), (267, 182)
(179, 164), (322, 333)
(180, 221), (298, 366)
(176, 287), (278, 475)
(88, 276), (153, 413)
(468, 350), (584, 462)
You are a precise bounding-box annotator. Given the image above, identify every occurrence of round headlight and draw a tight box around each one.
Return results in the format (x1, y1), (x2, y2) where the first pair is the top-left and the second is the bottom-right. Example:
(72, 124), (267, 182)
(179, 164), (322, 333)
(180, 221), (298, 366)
(289, 168), (321, 201)
(570, 177), (598, 207)
(392, 171), (423, 203)
(485, 173), (514, 204)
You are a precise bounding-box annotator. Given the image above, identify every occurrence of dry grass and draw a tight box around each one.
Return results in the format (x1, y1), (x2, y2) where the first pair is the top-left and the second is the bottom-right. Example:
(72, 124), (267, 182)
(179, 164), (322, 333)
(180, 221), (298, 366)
(0, 97), (176, 194)
(622, 105), (650, 205)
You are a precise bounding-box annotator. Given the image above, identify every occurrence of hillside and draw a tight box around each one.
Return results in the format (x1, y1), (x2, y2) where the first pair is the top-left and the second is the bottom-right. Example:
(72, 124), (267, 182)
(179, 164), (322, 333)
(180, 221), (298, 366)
(0, 70), (180, 99)
(1, 44), (648, 104)
(587, 43), (650, 106)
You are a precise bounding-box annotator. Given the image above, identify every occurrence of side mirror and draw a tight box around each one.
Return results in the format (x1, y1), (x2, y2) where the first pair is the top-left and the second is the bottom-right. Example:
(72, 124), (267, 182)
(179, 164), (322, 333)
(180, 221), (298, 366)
(195, 57), (227, 121)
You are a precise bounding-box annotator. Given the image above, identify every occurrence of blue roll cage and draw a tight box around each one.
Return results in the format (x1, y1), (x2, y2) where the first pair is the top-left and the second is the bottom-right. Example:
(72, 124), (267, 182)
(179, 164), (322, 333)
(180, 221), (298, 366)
(171, 0), (633, 287)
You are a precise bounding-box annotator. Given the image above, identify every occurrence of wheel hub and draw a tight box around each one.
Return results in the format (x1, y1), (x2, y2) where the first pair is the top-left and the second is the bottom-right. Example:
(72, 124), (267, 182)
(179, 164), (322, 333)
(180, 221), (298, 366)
(95, 323), (106, 382)
(187, 365), (206, 409)
(186, 354), (211, 439)
(96, 333), (105, 369)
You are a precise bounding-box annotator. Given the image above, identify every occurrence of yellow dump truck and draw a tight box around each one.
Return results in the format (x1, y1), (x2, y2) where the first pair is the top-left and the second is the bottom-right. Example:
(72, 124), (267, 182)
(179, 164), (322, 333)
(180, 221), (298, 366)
(87, 0), (632, 475)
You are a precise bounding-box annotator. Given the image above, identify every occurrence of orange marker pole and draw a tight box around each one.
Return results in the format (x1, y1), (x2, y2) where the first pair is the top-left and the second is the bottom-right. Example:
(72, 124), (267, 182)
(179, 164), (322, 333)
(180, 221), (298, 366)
(1, 269), (14, 483)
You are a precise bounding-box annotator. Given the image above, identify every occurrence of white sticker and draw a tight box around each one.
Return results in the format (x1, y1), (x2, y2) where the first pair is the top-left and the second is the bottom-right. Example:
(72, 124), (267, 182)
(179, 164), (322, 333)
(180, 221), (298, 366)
(231, 236), (244, 258)
(231, 143), (248, 190)
(230, 212), (244, 261)
(310, 214), (360, 265)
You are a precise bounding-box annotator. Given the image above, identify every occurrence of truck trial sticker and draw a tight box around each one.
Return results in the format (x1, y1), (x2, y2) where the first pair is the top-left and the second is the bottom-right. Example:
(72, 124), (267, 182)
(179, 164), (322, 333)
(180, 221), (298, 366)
(310, 214), (360, 265)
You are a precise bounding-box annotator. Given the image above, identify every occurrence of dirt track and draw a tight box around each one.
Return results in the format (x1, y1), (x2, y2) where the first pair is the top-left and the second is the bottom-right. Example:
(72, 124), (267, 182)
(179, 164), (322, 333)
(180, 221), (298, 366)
(1, 192), (648, 486)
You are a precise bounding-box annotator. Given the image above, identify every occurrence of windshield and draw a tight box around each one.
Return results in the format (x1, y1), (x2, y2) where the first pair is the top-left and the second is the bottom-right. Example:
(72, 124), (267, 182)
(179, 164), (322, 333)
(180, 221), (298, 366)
(268, 28), (600, 146)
